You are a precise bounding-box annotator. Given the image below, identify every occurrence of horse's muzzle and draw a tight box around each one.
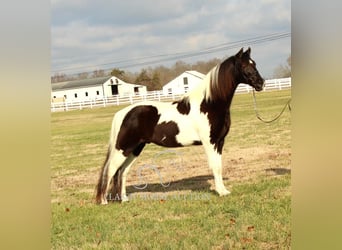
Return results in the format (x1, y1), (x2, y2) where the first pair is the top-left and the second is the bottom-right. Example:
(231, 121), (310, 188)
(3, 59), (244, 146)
(254, 81), (264, 92)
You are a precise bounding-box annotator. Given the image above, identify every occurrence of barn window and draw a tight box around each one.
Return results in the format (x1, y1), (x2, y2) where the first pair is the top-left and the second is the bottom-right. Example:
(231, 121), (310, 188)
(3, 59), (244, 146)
(64, 95), (67, 99)
(53, 96), (56, 98)
(183, 77), (188, 85)
(115, 79), (119, 84)
(85, 92), (88, 97)
(74, 93), (78, 98)
(96, 91), (100, 95)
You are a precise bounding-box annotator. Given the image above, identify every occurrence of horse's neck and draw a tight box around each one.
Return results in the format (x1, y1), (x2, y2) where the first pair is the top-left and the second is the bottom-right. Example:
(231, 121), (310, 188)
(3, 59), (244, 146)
(187, 69), (238, 109)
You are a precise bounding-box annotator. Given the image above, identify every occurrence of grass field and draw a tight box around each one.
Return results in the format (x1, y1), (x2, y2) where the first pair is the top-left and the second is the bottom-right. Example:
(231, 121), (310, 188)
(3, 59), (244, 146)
(51, 89), (291, 249)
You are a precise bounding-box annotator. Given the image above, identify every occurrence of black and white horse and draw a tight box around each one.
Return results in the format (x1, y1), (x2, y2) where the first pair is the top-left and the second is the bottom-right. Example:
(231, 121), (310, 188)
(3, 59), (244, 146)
(96, 48), (264, 204)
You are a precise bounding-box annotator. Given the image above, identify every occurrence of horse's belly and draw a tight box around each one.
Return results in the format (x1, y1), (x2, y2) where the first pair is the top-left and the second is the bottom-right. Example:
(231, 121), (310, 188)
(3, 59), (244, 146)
(151, 119), (201, 147)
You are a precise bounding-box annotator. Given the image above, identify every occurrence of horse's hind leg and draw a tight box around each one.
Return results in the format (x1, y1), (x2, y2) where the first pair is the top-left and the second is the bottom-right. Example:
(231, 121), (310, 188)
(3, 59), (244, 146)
(111, 143), (145, 202)
(109, 154), (135, 202)
(118, 154), (137, 202)
(96, 148), (127, 204)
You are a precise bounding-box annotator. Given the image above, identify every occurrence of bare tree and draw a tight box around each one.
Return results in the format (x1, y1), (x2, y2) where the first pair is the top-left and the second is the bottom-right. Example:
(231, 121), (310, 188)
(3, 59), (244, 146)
(92, 69), (105, 78)
(273, 55), (291, 78)
(52, 56), (227, 85)
(78, 72), (89, 80)
(51, 73), (67, 83)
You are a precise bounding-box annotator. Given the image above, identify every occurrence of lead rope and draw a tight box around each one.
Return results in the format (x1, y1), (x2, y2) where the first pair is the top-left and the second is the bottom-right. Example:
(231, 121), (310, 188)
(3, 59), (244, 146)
(252, 89), (291, 123)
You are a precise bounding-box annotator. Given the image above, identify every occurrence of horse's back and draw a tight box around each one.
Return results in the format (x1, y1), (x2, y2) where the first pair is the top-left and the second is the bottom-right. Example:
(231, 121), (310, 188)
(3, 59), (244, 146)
(111, 100), (203, 148)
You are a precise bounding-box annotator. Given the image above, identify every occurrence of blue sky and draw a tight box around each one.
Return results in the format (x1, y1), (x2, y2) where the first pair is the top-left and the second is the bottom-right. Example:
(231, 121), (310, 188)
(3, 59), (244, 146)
(51, 0), (290, 78)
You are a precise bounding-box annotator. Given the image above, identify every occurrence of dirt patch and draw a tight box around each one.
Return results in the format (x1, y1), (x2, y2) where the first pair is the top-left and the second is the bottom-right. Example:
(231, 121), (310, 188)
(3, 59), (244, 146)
(51, 167), (98, 193)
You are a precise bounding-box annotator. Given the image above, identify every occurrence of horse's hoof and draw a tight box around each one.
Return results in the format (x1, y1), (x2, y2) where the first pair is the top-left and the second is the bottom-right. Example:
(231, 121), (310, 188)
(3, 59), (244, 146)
(100, 199), (108, 205)
(218, 189), (231, 196)
(121, 195), (129, 202)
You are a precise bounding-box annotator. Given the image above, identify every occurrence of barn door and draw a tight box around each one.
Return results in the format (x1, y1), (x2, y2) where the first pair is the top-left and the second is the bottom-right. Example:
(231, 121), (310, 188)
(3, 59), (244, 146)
(111, 85), (118, 95)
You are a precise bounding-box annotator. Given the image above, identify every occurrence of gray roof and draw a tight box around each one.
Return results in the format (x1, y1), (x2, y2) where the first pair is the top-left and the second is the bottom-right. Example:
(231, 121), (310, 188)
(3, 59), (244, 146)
(51, 76), (111, 91)
(185, 70), (205, 79)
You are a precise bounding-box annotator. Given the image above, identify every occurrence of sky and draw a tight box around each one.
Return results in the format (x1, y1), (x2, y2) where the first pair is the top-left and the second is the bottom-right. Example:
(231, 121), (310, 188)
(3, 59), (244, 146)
(51, 0), (291, 79)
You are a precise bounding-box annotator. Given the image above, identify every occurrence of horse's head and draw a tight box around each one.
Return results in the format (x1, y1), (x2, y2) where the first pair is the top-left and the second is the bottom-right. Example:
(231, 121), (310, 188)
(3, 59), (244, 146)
(235, 47), (264, 91)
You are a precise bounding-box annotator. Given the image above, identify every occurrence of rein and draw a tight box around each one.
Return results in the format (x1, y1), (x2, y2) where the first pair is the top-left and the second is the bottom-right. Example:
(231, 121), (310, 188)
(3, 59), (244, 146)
(252, 89), (291, 123)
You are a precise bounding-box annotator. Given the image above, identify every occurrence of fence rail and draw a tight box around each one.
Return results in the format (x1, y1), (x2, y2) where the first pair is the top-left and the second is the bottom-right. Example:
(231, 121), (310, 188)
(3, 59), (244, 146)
(51, 77), (291, 112)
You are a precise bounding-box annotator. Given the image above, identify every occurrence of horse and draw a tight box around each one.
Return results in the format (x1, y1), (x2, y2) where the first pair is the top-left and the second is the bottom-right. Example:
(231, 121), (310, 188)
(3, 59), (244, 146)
(95, 47), (264, 204)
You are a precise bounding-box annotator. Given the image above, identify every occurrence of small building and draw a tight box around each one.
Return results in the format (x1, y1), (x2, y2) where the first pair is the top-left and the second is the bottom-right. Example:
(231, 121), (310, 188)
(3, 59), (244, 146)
(162, 70), (205, 95)
(51, 76), (147, 102)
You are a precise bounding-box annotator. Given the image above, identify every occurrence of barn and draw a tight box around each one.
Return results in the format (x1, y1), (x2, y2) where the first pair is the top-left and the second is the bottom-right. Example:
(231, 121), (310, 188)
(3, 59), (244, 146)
(162, 70), (205, 95)
(51, 76), (147, 102)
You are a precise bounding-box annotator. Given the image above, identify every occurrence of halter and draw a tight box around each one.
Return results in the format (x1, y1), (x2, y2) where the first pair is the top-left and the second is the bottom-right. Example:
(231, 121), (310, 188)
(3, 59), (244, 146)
(252, 89), (291, 123)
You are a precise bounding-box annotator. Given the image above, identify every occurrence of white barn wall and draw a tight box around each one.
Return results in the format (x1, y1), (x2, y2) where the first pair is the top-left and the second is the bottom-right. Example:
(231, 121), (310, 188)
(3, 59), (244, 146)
(51, 76), (147, 102)
(162, 71), (205, 95)
(51, 85), (105, 102)
(102, 77), (147, 97)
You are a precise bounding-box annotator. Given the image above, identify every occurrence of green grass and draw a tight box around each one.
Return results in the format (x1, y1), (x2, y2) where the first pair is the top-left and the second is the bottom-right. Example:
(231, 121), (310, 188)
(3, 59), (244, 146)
(51, 89), (291, 249)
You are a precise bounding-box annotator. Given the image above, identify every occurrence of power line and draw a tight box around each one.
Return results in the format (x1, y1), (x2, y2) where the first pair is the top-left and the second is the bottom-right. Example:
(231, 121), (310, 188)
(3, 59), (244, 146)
(52, 32), (290, 73)
(116, 33), (290, 69)
(51, 32), (290, 75)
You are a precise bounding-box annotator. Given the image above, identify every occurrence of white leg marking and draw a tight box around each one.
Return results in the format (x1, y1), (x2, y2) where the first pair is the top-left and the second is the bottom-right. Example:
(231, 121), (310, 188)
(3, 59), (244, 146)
(101, 150), (127, 204)
(100, 199), (108, 205)
(204, 144), (230, 196)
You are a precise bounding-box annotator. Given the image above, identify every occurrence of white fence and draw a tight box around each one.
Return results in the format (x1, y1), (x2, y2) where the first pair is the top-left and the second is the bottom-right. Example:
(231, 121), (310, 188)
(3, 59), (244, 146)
(51, 77), (291, 112)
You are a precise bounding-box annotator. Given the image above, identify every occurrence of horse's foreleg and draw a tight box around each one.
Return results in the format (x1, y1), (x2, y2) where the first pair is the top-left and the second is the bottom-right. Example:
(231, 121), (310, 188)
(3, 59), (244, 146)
(205, 146), (230, 196)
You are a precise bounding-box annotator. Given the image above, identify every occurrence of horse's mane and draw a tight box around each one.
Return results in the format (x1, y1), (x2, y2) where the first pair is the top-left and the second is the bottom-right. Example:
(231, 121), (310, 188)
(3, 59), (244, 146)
(188, 55), (236, 103)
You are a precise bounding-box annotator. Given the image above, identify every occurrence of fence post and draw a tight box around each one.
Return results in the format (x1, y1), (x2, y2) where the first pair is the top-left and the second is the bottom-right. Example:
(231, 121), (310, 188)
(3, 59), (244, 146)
(129, 94), (133, 104)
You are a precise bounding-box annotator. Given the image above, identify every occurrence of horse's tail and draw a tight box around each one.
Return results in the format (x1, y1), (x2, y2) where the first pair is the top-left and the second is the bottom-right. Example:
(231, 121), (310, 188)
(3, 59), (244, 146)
(95, 144), (112, 204)
(95, 112), (122, 204)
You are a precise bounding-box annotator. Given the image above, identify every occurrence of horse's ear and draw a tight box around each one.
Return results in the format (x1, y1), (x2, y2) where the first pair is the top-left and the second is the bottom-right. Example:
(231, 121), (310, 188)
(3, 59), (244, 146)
(245, 47), (251, 56)
(235, 48), (243, 58)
